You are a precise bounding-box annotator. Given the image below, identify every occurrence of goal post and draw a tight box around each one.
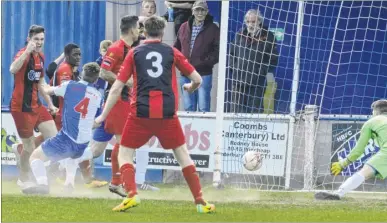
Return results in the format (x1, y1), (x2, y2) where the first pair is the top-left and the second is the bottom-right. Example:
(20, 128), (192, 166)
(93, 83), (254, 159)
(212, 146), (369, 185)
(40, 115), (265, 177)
(212, 0), (387, 192)
(214, 0), (305, 190)
(213, 0), (229, 188)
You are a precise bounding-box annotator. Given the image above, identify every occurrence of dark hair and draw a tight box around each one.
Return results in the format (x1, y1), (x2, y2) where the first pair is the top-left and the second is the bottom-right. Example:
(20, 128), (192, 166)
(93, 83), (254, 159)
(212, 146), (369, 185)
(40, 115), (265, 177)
(371, 99), (387, 114)
(144, 16), (166, 38)
(120, 15), (139, 35)
(64, 43), (80, 56)
(82, 62), (100, 83)
(28, 25), (45, 38)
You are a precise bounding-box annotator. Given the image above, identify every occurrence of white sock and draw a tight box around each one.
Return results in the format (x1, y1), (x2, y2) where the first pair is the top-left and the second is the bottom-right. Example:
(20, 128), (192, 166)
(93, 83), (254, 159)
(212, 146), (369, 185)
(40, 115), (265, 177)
(75, 147), (93, 164)
(64, 158), (78, 186)
(58, 159), (66, 171)
(335, 173), (365, 197)
(30, 159), (48, 185)
(135, 149), (149, 185)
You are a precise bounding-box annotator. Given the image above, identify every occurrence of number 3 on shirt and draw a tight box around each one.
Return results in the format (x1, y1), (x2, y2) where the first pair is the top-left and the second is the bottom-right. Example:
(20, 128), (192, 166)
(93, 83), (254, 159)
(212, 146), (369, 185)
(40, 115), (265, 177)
(74, 97), (90, 118)
(146, 51), (163, 78)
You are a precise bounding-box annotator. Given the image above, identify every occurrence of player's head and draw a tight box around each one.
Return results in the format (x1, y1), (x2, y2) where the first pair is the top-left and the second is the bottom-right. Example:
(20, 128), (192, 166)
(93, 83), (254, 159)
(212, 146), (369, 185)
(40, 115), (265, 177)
(142, 0), (156, 17)
(244, 9), (263, 34)
(192, 0), (208, 23)
(99, 40), (113, 56)
(371, 99), (387, 116)
(64, 43), (81, 67)
(120, 15), (140, 41)
(143, 15), (166, 39)
(81, 62), (100, 84)
(27, 25), (45, 52)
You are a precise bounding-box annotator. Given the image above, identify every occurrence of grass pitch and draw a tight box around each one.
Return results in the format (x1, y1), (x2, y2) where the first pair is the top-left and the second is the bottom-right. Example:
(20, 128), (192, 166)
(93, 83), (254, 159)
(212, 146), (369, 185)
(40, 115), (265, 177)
(2, 180), (387, 222)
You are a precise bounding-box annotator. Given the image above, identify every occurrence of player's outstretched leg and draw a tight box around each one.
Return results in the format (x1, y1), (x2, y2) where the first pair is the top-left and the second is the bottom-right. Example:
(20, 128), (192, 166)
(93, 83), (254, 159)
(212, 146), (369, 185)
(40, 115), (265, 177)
(173, 144), (215, 214)
(112, 146), (140, 212)
(315, 165), (374, 200)
(56, 147), (95, 192)
(23, 146), (50, 195)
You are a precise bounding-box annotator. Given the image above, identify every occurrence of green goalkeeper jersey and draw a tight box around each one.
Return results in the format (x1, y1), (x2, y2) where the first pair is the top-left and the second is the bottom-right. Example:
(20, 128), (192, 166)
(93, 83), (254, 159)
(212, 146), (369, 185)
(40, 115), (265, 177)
(347, 114), (387, 162)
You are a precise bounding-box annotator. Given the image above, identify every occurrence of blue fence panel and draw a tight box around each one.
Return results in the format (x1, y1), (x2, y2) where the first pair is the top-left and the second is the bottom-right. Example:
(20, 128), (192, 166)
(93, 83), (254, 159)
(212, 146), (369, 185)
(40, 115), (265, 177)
(1, 1), (106, 107)
(226, 1), (387, 115)
(298, 1), (387, 115)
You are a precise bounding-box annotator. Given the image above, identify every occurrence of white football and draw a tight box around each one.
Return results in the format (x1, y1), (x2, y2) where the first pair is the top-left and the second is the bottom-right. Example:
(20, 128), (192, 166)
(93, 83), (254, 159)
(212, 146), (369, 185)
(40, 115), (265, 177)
(242, 151), (263, 171)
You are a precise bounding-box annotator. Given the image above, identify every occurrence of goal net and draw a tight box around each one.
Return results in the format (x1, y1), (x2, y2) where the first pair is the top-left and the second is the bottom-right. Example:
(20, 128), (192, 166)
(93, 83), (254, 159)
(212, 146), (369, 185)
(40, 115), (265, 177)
(214, 0), (387, 192)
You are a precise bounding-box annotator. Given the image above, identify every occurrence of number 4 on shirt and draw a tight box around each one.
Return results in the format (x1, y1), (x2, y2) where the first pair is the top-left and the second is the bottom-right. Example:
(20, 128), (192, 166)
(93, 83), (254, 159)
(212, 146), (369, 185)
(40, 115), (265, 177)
(74, 97), (90, 118)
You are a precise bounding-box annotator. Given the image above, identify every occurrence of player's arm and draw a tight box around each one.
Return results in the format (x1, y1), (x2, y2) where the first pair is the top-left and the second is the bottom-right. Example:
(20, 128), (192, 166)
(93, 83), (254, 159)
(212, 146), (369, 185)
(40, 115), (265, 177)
(100, 47), (119, 84)
(346, 121), (373, 163)
(39, 77), (58, 113)
(100, 68), (117, 84)
(173, 48), (202, 93)
(331, 120), (373, 175)
(93, 96), (104, 129)
(96, 50), (134, 123)
(9, 42), (35, 74)
(46, 52), (65, 79)
(43, 80), (70, 96)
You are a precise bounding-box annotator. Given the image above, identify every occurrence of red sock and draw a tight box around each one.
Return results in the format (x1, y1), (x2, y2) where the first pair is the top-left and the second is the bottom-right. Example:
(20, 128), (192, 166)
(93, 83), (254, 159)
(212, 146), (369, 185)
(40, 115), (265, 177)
(111, 143), (121, 185)
(120, 163), (137, 198)
(182, 165), (205, 205)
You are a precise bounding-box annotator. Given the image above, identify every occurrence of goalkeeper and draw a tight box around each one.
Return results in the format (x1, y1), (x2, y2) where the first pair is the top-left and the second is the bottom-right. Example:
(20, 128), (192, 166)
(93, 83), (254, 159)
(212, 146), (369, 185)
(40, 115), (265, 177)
(315, 99), (387, 200)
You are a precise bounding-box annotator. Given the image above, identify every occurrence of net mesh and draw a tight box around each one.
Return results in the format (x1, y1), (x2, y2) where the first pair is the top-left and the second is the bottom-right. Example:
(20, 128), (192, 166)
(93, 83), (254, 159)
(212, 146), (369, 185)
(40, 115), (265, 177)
(219, 0), (387, 191)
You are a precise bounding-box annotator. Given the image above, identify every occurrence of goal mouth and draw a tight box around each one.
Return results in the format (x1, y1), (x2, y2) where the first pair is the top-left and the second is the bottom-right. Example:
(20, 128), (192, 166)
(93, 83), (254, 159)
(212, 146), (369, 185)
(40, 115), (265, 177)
(209, 0), (387, 193)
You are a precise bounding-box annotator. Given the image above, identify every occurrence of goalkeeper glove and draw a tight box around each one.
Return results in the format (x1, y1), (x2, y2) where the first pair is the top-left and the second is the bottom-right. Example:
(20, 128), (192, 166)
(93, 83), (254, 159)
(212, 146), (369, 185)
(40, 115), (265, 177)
(331, 159), (351, 176)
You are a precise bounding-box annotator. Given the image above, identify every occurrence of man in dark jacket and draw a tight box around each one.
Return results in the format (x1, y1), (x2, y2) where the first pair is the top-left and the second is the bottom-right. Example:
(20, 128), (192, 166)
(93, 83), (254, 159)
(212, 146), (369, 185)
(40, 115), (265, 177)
(229, 9), (279, 114)
(174, 0), (220, 112)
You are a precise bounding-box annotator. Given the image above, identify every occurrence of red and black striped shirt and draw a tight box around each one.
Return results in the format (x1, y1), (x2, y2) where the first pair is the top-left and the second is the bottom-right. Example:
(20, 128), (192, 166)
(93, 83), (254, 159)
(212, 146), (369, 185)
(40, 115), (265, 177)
(117, 39), (195, 119)
(11, 47), (45, 112)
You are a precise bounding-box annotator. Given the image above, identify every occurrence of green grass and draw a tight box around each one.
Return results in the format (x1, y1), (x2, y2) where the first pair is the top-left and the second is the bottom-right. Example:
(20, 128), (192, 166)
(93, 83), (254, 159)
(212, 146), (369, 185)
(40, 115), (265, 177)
(2, 180), (387, 222)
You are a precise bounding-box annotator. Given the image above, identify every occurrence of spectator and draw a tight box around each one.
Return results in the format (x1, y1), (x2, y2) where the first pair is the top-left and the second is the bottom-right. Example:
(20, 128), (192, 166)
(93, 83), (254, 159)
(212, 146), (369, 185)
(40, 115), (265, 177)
(174, 0), (219, 112)
(140, 0), (157, 19)
(229, 9), (278, 114)
(163, 0), (195, 35)
(136, 0), (157, 46)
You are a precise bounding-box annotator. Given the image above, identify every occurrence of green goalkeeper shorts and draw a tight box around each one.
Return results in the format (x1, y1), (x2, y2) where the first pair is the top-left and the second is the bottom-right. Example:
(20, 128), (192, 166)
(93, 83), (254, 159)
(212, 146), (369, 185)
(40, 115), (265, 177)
(366, 150), (387, 179)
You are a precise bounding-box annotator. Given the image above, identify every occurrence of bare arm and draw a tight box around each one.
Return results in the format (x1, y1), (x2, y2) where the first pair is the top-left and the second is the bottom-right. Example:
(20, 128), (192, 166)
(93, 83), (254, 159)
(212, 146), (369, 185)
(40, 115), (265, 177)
(185, 70), (202, 92)
(126, 77), (133, 88)
(41, 84), (56, 96)
(100, 68), (117, 84)
(10, 51), (29, 74)
(10, 42), (35, 74)
(54, 53), (65, 64)
(100, 68), (133, 88)
(38, 78), (55, 108)
(99, 80), (125, 120)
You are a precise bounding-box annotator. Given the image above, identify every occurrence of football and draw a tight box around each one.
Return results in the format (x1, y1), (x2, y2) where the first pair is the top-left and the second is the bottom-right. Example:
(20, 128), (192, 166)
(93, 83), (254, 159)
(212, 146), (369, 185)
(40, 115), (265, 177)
(242, 151), (263, 171)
